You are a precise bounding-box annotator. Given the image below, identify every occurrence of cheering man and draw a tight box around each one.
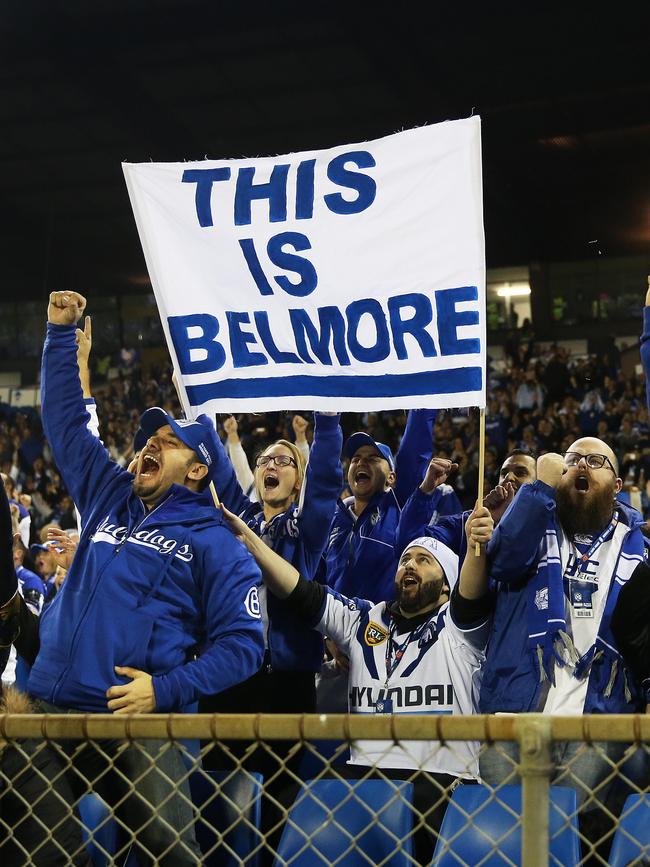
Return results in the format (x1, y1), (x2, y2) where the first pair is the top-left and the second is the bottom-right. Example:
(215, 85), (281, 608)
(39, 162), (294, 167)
(0, 291), (264, 865)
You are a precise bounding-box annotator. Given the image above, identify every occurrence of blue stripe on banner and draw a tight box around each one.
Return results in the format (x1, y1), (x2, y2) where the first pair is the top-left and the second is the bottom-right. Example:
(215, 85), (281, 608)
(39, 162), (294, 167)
(186, 367), (482, 403)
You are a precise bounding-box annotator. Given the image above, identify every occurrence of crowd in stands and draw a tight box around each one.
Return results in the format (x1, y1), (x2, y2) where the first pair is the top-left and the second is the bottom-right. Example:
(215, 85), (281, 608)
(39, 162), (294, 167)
(0, 288), (649, 865)
(1, 332), (647, 560)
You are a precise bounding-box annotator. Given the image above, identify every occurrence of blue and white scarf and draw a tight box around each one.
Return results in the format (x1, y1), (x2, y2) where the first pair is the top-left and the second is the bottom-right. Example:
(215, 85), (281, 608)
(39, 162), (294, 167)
(527, 507), (645, 698)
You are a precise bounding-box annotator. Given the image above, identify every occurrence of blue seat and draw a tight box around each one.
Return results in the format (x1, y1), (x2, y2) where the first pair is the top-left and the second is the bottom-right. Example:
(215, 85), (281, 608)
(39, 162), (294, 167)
(274, 779), (413, 866)
(296, 739), (350, 780)
(432, 784), (580, 865)
(608, 793), (650, 866)
(190, 769), (263, 866)
(78, 793), (120, 867)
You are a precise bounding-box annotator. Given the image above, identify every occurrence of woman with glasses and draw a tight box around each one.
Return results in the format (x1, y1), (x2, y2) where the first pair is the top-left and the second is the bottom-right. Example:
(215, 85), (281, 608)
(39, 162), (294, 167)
(200, 413), (343, 824)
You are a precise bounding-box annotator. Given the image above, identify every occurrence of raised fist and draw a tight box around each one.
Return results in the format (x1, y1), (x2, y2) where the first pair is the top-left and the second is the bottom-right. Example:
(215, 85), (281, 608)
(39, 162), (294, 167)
(483, 482), (515, 524)
(292, 414), (309, 442)
(420, 457), (459, 494)
(537, 453), (565, 489)
(223, 415), (240, 444)
(48, 291), (86, 326)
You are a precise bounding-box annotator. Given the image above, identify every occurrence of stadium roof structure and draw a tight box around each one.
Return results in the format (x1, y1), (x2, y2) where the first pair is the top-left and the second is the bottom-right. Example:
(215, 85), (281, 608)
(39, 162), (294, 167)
(0, 3), (648, 298)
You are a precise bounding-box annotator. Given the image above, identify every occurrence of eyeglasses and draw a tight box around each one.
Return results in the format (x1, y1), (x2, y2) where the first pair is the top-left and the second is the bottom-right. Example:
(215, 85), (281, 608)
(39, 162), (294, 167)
(563, 452), (616, 473)
(255, 454), (297, 469)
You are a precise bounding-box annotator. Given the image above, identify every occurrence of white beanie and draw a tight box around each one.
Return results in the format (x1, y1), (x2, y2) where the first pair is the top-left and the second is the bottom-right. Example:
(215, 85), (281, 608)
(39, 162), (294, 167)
(400, 537), (460, 589)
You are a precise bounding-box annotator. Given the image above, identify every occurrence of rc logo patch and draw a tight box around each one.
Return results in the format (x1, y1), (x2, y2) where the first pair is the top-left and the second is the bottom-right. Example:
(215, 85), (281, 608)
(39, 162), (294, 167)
(364, 622), (388, 646)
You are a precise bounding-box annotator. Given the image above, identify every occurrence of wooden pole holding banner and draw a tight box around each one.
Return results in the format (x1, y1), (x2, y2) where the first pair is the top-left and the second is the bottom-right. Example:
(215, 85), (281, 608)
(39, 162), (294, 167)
(171, 371), (221, 508)
(475, 406), (486, 556)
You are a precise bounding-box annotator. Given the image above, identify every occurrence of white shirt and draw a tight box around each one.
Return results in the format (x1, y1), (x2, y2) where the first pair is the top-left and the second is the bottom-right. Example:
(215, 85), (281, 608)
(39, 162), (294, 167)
(318, 590), (489, 778)
(542, 521), (627, 715)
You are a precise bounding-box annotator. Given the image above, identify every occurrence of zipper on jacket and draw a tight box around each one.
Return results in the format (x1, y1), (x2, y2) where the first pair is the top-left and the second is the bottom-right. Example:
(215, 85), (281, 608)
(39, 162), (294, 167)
(50, 493), (173, 704)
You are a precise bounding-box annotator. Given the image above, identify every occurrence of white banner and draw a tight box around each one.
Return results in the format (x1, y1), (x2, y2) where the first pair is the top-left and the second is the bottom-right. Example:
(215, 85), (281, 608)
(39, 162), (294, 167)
(123, 118), (486, 414)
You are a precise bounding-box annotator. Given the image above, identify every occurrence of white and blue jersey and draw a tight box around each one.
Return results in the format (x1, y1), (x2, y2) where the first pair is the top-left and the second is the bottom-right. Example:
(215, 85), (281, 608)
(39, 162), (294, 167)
(288, 577), (489, 778)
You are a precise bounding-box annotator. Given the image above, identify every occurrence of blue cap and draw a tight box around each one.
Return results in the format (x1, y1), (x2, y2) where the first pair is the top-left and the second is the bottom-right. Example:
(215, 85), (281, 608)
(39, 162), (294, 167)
(135, 408), (220, 482)
(30, 542), (52, 554)
(344, 432), (395, 471)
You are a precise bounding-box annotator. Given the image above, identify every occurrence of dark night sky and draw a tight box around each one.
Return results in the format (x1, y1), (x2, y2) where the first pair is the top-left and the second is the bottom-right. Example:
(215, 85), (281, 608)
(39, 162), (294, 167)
(1, 2), (648, 299)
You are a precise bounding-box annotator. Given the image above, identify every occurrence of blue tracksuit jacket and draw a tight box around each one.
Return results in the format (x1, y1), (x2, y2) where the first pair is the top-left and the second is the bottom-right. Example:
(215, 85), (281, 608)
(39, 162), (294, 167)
(395, 487), (466, 560)
(481, 480), (648, 714)
(27, 324), (264, 713)
(325, 410), (436, 603)
(212, 412), (343, 672)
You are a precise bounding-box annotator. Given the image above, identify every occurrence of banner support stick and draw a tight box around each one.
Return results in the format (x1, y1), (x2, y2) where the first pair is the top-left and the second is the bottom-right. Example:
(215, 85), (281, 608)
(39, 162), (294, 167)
(208, 480), (221, 508)
(475, 406), (486, 556)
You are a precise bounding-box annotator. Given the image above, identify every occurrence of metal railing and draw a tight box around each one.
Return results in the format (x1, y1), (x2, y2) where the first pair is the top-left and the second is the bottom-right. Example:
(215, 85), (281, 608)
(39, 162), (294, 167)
(0, 713), (648, 866)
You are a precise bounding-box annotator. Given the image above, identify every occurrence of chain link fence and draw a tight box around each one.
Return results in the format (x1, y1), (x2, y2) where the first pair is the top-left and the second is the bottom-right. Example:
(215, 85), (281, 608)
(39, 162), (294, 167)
(0, 713), (649, 866)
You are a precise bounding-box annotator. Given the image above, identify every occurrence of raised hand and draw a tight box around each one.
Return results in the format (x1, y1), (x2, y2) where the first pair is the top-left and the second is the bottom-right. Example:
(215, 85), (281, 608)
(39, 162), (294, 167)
(420, 457), (459, 494)
(223, 415), (240, 444)
(537, 453), (565, 489)
(75, 315), (92, 367)
(292, 414), (309, 443)
(48, 291), (86, 326)
(483, 482), (515, 524)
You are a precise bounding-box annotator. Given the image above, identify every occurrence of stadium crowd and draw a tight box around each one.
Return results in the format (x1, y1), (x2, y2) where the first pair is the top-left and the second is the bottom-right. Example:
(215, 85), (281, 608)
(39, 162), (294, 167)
(0, 285), (649, 865)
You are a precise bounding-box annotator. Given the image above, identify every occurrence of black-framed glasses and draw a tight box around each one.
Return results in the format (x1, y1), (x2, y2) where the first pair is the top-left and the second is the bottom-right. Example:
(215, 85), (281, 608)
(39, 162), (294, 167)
(255, 454), (297, 469)
(563, 452), (616, 473)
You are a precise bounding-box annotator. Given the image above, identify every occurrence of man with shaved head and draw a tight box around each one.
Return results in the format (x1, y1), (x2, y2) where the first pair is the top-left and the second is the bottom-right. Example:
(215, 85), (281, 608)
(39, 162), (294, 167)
(478, 435), (648, 819)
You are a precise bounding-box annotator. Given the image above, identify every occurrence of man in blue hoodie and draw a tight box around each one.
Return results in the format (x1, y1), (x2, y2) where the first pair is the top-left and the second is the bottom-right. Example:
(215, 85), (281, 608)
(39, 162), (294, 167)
(480, 440), (648, 816)
(325, 414), (437, 604)
(0, 290), (265, 865)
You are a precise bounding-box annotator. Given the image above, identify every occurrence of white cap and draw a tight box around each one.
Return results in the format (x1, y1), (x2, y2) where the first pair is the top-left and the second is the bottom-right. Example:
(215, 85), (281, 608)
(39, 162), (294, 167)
(400, 537), (460, 589)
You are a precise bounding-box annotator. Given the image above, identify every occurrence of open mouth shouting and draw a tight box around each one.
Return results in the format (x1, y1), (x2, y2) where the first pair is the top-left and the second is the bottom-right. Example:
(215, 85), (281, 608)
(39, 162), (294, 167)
(354, 470), (371, 485)
(400, 572), (420, 590)
(139, 453), (160, 479)
(263, 473), (280, 491)
(574, 474), (590, 494)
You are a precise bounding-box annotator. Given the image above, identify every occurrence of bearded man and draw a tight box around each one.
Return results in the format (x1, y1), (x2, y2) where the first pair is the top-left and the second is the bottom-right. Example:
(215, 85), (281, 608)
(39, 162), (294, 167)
(478, 438), (649, 810)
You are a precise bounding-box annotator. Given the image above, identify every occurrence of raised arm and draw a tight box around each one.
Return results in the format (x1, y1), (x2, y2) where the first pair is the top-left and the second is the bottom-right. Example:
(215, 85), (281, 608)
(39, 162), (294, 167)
(221, 504), (300, 597)
(393, 409), (436, 507)
(223, 416), (256, 496)
(221, 504), (368, 658)
(395, 457), (460, 551)
(296, 412), (343, 568)
(42, 293), (125, 518)
(487, 454), (563, 584)
(211, 426), (257, 517)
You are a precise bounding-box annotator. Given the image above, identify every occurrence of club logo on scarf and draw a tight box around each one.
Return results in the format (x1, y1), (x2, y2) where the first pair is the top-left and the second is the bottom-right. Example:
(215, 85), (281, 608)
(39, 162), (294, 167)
(534, 587), (549, 610)
(364, 622), (388, 646)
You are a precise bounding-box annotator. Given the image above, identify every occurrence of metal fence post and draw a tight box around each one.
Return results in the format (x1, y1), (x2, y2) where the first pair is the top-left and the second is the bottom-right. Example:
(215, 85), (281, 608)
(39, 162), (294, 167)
(516, 714), (553, 867)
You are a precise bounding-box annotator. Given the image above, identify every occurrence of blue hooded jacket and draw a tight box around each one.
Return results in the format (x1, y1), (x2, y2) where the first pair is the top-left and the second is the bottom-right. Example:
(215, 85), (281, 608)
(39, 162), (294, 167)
(325, 410), (436, 603)
(27, 324), (265, 713)
(212, 412), (343, 672)
(481, 479), (648, 715)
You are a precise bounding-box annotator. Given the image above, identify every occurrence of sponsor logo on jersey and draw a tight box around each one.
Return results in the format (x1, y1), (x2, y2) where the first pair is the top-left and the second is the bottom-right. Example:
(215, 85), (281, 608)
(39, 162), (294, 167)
(364, 621), (388, 646)
(350, 683), (454, 709)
